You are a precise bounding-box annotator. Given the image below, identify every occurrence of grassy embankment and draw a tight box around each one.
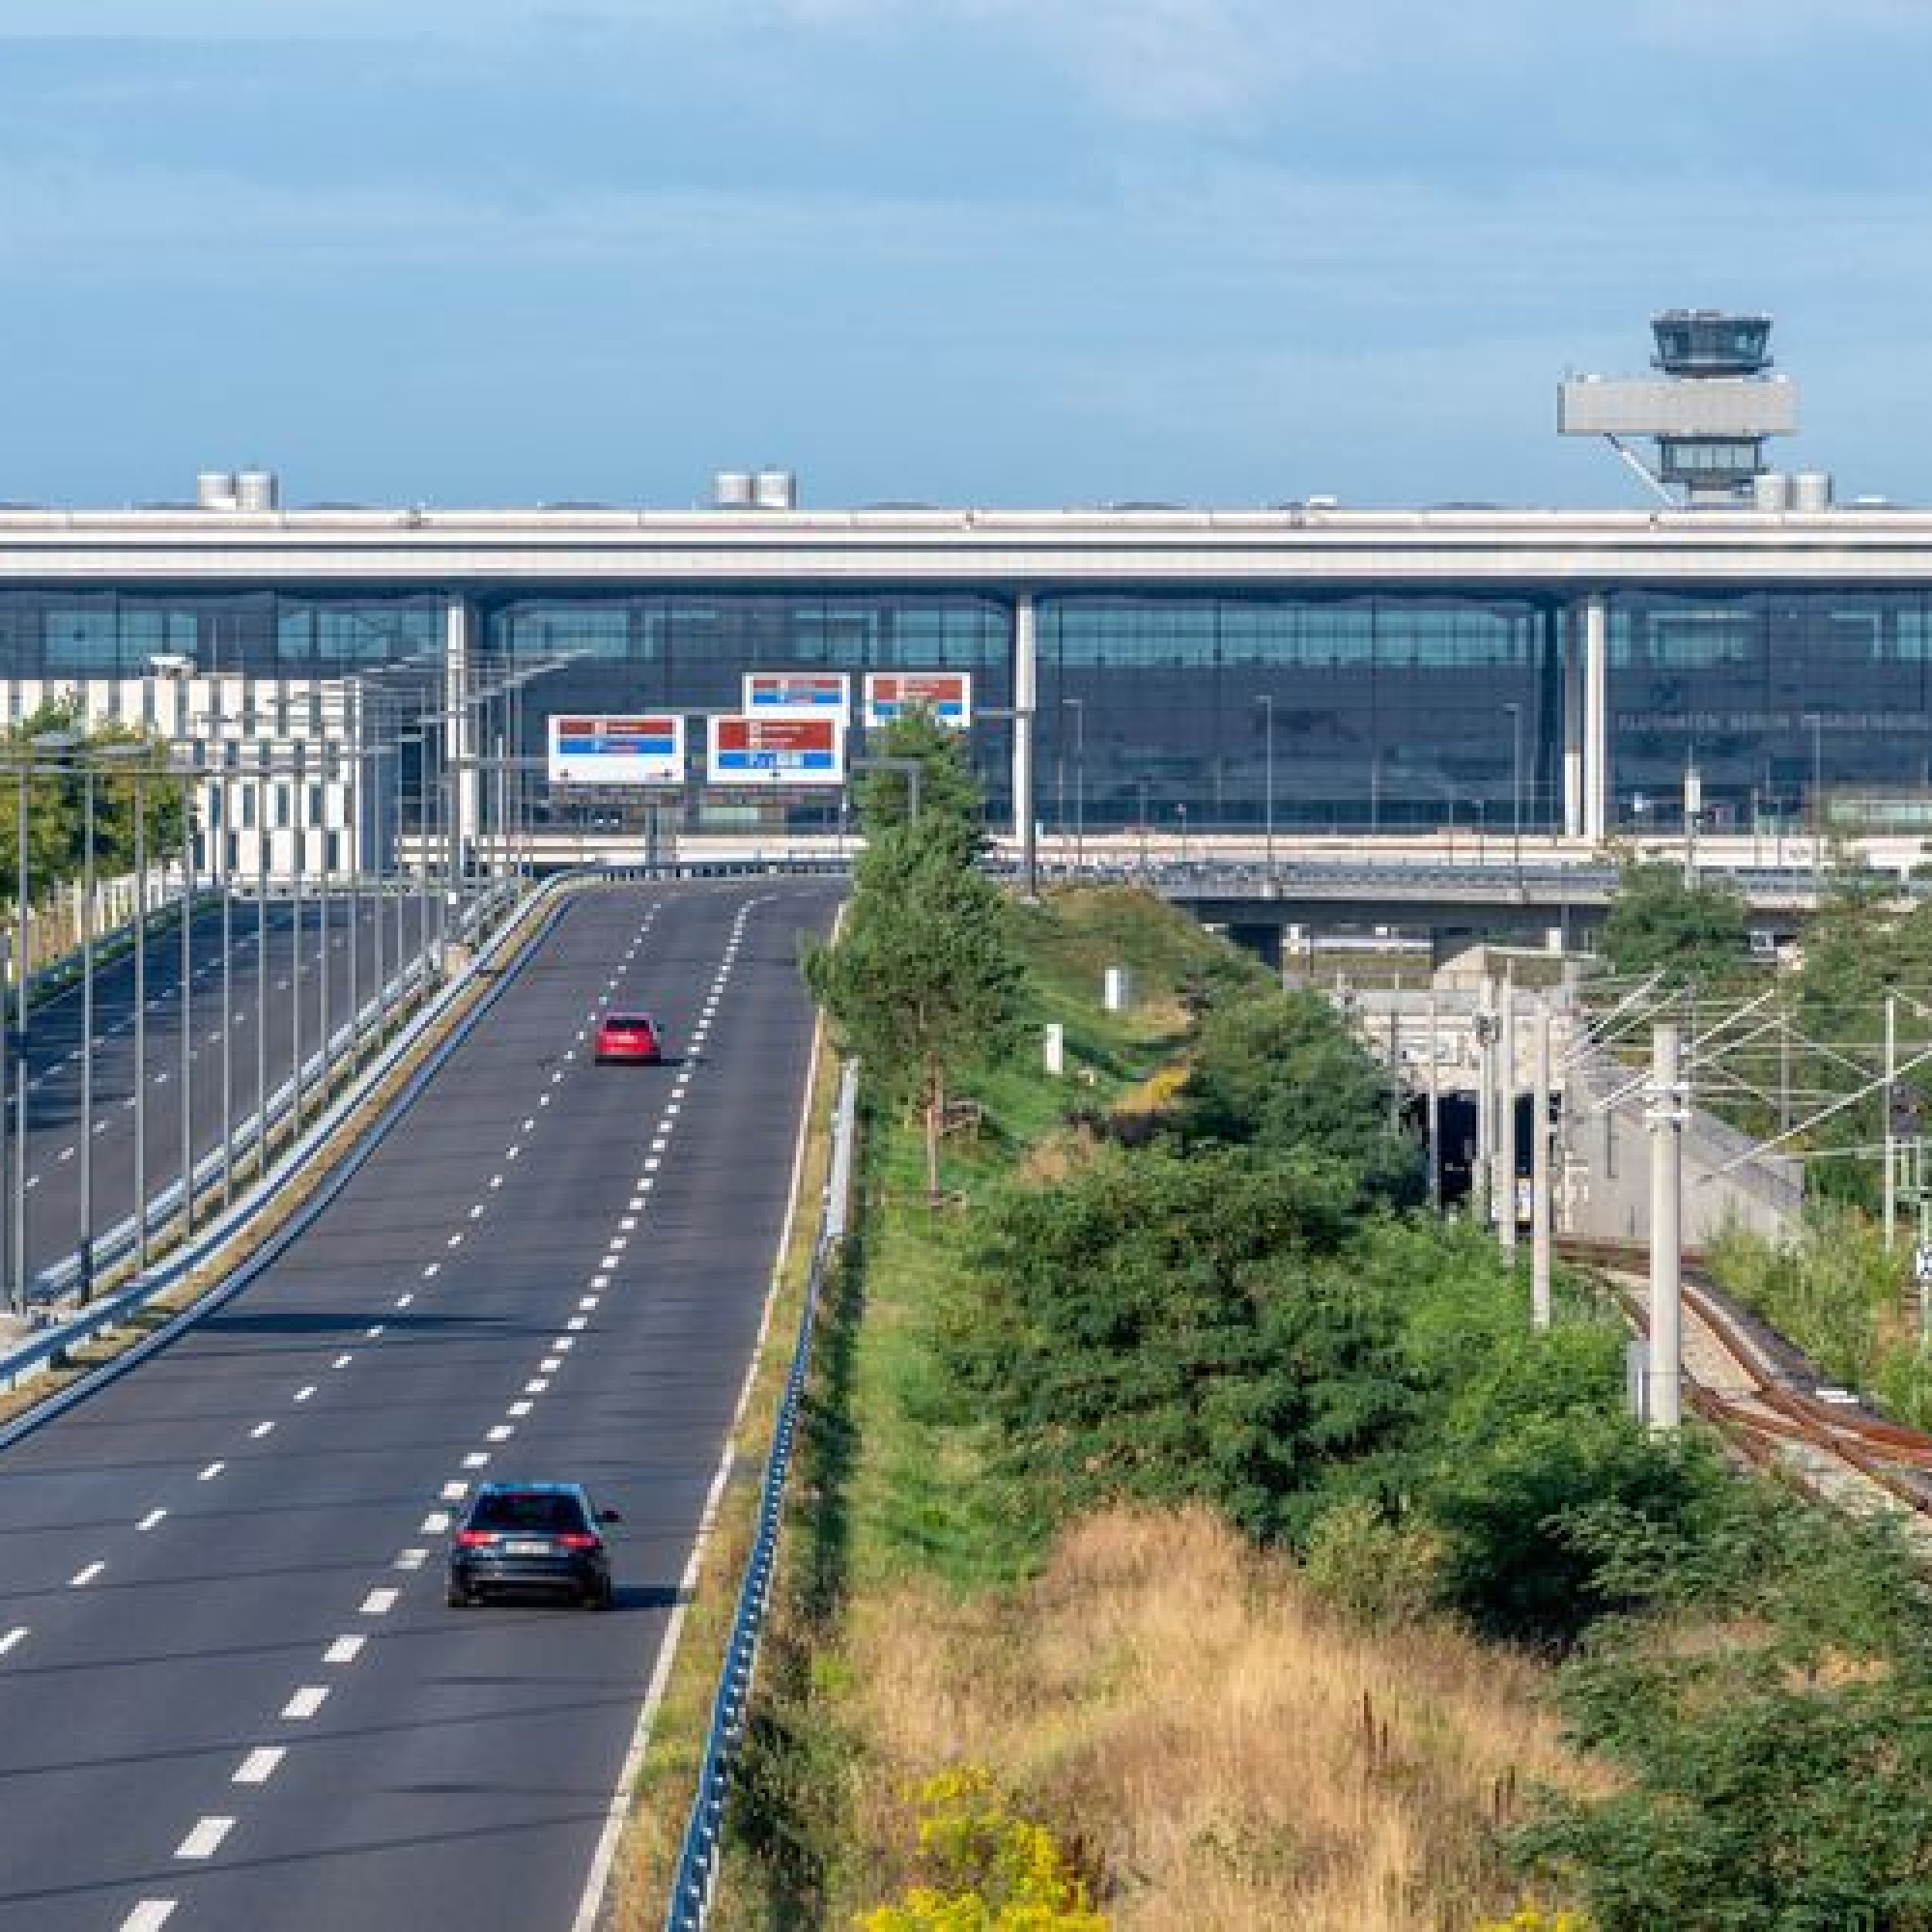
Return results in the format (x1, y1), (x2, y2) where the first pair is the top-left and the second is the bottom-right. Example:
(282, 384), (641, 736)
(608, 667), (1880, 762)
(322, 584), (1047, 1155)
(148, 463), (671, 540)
(718, 887), (1593, 1930)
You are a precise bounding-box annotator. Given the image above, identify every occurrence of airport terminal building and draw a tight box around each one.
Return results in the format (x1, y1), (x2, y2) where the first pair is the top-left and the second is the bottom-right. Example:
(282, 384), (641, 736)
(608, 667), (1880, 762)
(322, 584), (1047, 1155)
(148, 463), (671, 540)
(4, 320), (1930, 870)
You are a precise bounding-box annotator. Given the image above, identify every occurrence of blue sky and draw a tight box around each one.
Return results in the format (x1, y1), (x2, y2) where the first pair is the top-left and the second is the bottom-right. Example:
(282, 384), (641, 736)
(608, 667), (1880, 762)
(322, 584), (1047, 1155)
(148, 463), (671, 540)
(4, 1), (1930, 510)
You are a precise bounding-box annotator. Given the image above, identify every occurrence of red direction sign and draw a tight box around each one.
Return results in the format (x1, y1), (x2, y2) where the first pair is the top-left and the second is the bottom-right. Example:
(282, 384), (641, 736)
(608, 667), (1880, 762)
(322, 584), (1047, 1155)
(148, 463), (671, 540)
(863, 671), (972, 729)
(708, 714), (846, 785)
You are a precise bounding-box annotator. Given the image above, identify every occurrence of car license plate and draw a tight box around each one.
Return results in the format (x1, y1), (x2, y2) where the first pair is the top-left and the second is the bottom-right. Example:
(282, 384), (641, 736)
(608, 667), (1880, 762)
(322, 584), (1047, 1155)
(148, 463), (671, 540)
(505, 1539), (551, 1556)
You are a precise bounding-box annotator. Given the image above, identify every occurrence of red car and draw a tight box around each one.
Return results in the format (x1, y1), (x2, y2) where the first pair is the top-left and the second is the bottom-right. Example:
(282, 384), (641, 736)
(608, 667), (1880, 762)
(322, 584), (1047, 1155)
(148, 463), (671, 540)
(595, 1010), (664, 1065)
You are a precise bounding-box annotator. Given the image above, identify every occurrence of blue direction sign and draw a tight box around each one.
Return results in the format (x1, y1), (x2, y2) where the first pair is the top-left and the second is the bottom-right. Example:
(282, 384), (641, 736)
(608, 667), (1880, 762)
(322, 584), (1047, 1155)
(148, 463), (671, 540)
(743, 670), (851, 719)
(547, 713), (686, 785)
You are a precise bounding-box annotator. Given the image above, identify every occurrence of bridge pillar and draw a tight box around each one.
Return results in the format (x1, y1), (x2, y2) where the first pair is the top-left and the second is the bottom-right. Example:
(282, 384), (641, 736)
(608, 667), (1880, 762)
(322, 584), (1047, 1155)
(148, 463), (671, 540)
(1562, 604), (1585, 838)
(444, 595), (480, 873)
(1581, 592), (1608, 845)
(1012, 592), (1037, 894)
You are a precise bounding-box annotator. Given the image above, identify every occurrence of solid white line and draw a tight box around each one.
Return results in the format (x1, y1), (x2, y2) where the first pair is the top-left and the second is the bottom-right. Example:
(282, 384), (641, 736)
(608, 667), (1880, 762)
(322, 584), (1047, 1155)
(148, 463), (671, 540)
(198, 1461), (225, 1481)
(281, 1686), (328, 1719)
(233, 1747), (285, 1786)
(70, 1561), (105, 1587)
(0, 1627), (28, 1656)
(358, 1588), (400, 1615)
(175, 1816), (234, 1860)
(138, 1508), (167, 1532)
(325, 1634), (366, 1663)
(119, 1901), (177, 1931)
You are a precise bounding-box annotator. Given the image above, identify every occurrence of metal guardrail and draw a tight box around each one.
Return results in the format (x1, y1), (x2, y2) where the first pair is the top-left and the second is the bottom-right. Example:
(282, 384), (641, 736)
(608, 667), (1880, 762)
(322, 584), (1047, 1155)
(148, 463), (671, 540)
(666, 1059), (859, 1931)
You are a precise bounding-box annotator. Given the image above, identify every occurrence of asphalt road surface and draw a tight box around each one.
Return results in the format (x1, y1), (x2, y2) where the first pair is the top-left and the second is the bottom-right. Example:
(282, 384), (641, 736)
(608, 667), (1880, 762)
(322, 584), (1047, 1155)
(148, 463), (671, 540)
(0, 876), (838, 1929)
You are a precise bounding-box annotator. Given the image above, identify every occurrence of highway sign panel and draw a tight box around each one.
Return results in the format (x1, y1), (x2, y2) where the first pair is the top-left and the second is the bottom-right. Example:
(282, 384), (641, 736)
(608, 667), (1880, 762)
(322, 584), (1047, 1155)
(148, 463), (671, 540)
(547, 713), (686, 786)
(708, 714), (845, 786)
(743, 670), (851, 720)
(862, 670), (972, 729)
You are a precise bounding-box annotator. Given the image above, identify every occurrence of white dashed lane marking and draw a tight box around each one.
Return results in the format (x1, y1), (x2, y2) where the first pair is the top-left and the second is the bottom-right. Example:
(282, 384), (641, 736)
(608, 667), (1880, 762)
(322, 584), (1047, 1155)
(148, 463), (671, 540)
(281, 1687), (329, 1720)
(120, 1901), (177, 1931)
(250, 1421), (274, 1439)
(175, 1817), (234, 1861)
(326, 1634), (366, 1663)
(70, 1561), (105, 1588)
(137, 1508), (167, 1532)
(358, 1588), (400, 1616)
(0, 1627), (28, 1657)
(233, 1747), (284, 1786)
(198, 1462), (224, 1482)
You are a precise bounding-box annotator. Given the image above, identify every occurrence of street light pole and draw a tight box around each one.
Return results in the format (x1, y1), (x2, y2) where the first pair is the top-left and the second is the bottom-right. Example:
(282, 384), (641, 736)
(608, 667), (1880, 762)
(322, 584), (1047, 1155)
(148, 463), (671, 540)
(178, 745), (195, 1243)
(1808, 713), (1825, 886)
(1063, 697), (1085, 871)
(1256, 694), (1275, 878)
(1504, 701), (1523, 888)
(132, 770), (148, 1267)
(77, 762), (97, 1302)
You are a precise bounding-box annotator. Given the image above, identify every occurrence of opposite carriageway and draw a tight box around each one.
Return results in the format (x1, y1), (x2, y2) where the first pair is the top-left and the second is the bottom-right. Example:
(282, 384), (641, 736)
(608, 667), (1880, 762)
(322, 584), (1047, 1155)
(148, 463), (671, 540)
(4, 893), (448, 1313)
(0, 876), (838, 1932)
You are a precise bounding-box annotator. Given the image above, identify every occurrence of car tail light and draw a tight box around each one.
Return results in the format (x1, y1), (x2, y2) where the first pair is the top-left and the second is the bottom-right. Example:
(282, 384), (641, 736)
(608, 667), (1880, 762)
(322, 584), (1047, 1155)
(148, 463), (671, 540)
(556, 1532), (600, 1550)
(455, 1529), (496, 1548)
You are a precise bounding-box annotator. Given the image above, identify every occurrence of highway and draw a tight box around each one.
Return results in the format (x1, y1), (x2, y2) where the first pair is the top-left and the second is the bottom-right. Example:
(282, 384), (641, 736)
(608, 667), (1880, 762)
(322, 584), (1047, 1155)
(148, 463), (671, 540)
(0, 877), (838, 1930)
(11, 891), (446, 1296)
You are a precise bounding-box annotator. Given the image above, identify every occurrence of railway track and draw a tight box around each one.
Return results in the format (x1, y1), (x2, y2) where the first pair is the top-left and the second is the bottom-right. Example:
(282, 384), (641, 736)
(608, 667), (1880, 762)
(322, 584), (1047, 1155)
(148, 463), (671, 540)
(1558, 1236), (1932, 1545)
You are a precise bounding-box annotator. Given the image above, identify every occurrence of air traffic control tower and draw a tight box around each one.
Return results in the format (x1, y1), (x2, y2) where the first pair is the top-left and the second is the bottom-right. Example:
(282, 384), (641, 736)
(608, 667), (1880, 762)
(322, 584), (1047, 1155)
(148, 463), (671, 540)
(1558, 309), (1799, 504)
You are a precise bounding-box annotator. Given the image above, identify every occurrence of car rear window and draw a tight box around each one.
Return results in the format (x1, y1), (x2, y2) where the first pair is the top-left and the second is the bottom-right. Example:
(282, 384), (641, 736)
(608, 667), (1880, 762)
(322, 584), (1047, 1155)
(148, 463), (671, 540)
(606, 1013), (654, 1031)
(469, 1492), (590, 1534)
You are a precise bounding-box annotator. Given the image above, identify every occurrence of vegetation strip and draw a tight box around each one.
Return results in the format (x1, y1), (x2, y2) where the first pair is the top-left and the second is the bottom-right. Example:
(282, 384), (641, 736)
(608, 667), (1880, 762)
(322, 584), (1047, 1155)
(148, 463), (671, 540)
(693, 721), (1932, 1930)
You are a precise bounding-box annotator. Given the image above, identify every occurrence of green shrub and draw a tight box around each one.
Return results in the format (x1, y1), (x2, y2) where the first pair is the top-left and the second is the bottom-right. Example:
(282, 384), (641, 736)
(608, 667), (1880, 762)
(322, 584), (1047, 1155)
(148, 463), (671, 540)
(1301, 1496), (1442, 1628)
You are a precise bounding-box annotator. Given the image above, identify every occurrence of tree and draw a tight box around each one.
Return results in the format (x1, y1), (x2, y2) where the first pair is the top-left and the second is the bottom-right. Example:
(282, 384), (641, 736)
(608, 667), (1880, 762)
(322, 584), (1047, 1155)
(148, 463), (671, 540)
(0, 699), (188, 908)
(952, 1145), (1416, 1543)
(805, 822), (1023, 1200)
(851, 709), (984, 864)
(1180, 986), (1424, 1206)
(1599, 861), (1750, 990)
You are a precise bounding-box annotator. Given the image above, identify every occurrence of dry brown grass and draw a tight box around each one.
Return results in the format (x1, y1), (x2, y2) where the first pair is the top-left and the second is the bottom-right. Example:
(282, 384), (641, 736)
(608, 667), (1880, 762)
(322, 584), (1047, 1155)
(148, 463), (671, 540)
(838, 1505), (1600, 1931)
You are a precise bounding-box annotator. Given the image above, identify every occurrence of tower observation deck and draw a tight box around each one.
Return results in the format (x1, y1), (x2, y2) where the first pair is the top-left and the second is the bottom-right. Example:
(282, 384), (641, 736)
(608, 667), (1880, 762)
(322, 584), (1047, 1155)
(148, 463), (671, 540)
(1558, 310), (1797, 504)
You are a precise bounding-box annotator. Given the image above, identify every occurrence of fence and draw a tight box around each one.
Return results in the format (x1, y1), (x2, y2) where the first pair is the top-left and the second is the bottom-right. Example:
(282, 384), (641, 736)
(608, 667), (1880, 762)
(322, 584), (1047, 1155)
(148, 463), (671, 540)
(665, 1059), (859, 1930)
